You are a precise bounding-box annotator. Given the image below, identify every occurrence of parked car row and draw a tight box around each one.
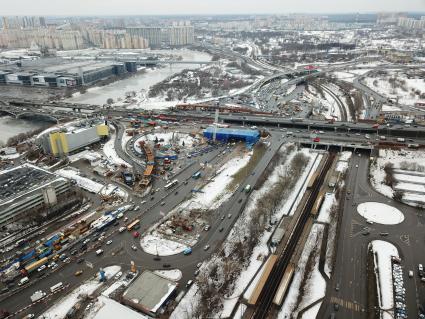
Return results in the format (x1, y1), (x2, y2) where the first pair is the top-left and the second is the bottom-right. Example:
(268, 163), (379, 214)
(392, 263), (407, 319)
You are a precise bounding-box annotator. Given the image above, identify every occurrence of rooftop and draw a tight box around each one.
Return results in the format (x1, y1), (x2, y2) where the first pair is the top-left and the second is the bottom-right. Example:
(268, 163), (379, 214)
(122, 270), (177, 313)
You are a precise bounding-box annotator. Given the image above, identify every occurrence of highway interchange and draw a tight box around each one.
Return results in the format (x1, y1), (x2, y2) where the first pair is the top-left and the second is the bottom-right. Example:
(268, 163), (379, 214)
(1, 47), (425, 319)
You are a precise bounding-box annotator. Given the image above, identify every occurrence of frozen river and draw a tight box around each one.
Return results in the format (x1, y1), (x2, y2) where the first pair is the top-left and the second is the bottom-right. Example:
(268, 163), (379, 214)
(66, 49), (211, 105)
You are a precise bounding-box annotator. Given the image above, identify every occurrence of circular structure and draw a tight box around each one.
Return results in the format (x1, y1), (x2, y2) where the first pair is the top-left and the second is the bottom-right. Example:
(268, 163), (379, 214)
(357, 202), (404, 225)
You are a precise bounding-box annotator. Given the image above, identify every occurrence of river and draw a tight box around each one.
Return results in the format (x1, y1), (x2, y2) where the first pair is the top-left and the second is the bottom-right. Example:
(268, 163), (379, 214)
(0, 116), (50, 145)
(66, 49), (212, 105)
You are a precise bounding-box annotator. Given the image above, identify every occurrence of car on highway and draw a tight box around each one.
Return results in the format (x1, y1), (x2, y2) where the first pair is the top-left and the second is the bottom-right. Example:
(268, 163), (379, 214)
(37, 265), (47, 272)
(77, 258), (84, 264)
(228, 214), (232, 219)
(131, 245), (137, 251)
(196, 262), (202, 268)
(163, 263), (171, 268)
(75, 270), (83, 276)
(221, 216), (225, 220)
(194, 269), (200, 276)
(114, 271), (122, 280)
(204, 225), (210, 231)
(186, 280), (193, 288)
(106, 240), (113, 245)
(124, 217), (129, 222)
(161, 202), (165, 206)
(96, 249), (104, 255)
(119, 226), (126, 233)
(219, 227), (224, 232)
(204, 245), (210, 251)
(63, 257), (71, 263)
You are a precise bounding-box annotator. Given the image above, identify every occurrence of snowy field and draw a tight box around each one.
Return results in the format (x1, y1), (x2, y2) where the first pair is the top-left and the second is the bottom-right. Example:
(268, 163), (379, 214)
(363, 72), (425, 106)
(370, 149), (425, 205)
(370, 240), (399, 319)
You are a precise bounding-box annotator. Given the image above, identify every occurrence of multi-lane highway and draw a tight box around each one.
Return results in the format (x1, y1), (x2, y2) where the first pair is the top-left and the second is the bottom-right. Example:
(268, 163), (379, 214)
(318, 151), (425, 319)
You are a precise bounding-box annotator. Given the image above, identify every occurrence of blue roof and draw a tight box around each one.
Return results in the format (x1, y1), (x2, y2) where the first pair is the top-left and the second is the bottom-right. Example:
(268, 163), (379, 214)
(203, 127), (260, 145)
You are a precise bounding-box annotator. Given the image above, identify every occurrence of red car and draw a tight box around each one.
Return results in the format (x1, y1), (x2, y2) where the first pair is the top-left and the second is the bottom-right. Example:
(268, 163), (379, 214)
(132, 231), (140, 238)
(313, 137), (320, 143)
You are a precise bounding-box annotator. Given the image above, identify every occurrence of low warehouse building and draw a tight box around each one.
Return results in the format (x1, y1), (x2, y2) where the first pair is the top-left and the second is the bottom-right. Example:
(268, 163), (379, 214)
(121, 270), (178, 317)
(203, 127), (260, 146)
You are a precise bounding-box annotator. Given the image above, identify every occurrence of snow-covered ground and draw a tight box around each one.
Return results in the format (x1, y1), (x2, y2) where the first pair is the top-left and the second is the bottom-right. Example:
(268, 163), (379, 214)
(103, 129), (132, 167)
(317, 193), (336, 224)
(370, 149), (425, 205)
(363, 72), (425, 106)
(134, 131), (199, 153)
(153, 269), (182, 281)
(86, 296), (149, 319)
(68, 150), (102, 164)
(100, 184), (127, 199)
(370, 240), (399, 319)
(140, 233), (187, 256)
(278, 224), (325, 319)
(170, 283), (201, 319)
(56, 167), (104, 193)
(42, 266), (121, 319)
(357, 202), (404, 225)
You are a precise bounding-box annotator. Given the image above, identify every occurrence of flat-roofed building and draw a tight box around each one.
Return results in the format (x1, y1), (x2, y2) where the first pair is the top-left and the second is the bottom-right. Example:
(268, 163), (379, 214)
(121, 270), (178, 317)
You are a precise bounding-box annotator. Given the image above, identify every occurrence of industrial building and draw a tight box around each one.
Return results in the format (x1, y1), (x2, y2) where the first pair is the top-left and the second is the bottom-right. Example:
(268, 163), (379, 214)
(38, 120), (109, 156)
(121, 270), (178, 317)
(0, 164), (73, 226)
(203, 127), (260, 146)
(0, 58), (135, 88)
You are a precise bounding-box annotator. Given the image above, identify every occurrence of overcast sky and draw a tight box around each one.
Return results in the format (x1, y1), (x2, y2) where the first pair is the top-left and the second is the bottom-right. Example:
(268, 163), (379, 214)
(2, 0), (425, 16)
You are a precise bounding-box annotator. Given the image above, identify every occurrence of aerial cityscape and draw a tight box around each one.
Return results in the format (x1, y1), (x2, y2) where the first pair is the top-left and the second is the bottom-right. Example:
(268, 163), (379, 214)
(0, 1), (424, 319)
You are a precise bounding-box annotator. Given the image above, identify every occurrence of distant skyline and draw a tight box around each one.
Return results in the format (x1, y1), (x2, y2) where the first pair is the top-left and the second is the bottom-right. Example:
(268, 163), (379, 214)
(1, 0), (424, 16)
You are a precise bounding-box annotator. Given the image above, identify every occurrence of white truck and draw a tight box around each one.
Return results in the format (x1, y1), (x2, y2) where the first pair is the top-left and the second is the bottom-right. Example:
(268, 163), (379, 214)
(18, 276), (29, 286)
(30, 290), (46, 302)
(397, 138), (406, 142)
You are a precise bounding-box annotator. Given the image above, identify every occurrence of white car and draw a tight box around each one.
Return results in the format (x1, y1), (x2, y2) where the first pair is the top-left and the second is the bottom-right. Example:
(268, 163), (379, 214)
(106, 240), (113, 245)
(131, 245), (137, 251)
(114, 271), (123, 280)
(37, 265), (47, 272)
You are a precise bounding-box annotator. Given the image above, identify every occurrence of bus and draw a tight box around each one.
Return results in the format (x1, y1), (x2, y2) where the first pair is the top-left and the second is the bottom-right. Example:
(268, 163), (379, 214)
(192, 172), (201, 179)
(127, 219), (140, 231)
(164, 179), (178, 190)
(50, 282), (63, 293)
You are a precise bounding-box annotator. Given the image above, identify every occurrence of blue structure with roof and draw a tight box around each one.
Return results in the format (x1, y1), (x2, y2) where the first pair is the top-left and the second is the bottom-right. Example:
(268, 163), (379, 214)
(203, 127), (260, 147)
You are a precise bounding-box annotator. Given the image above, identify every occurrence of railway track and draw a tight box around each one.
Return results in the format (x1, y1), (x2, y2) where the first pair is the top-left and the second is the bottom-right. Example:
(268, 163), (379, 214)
(251, 152), (336, 319)
(321, 84), (348, 122)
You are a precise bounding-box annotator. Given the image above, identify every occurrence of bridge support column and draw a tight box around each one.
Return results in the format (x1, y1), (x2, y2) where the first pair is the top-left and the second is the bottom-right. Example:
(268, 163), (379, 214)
(340, 145), (343, 152)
